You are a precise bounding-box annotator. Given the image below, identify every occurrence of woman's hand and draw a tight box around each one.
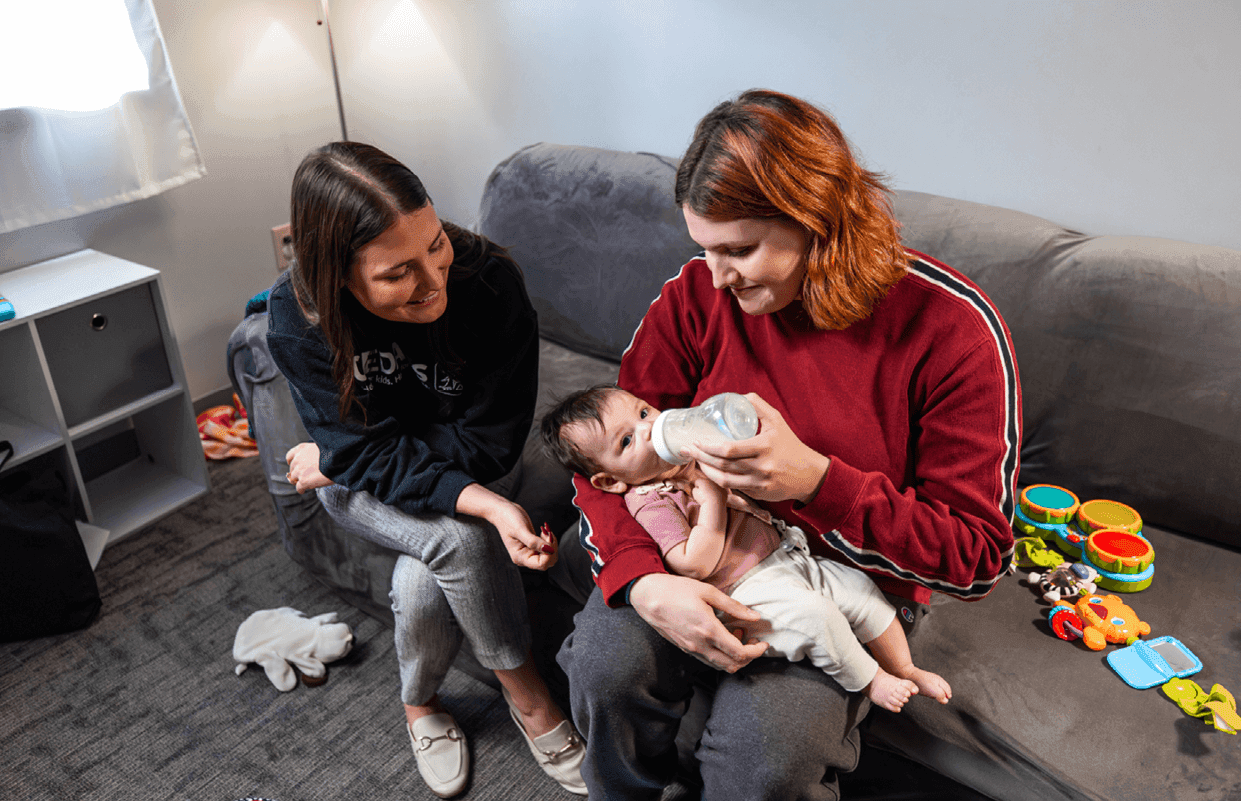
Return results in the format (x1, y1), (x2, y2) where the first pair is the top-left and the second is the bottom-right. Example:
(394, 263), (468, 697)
(457, 483), (557, 571)
(629, 573), (769, 672)
(684, 393), (830, 505)
(285, 442), (334, 494)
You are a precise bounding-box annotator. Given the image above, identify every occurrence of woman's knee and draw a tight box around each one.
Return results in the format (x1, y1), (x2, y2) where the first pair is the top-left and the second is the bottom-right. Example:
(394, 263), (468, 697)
(315, 484), (350, 523)
(559, 590), (696, 701)
(700, 661), (864, 799)
(389, 555), (451, 620)
(421, 514), (509, 568)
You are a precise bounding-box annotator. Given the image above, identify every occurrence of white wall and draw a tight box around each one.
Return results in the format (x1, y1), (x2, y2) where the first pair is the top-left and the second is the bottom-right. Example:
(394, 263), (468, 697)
(337, 0), (1241, 250)
(139, 0), (341, 390)
(4, 0), (1238, 403)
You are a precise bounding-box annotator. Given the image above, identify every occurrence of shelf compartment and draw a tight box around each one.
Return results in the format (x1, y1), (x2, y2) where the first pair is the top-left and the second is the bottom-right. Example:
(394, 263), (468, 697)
(0, 415), (63, 470)
(74, 395), (208, 544)
(84, 458), (207, 543)
(36, 281), (174, 430)
(66, 384), (185, 440)
(0, 323), (62, 468)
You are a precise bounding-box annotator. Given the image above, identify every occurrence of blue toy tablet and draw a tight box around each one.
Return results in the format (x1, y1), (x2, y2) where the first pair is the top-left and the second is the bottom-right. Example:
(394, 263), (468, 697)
(0, 294), (13, 322)
(1106, 636), (1202, 690)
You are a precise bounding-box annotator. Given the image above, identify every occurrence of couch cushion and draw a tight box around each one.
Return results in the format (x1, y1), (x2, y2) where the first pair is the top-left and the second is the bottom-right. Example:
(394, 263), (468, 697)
(865, 520), (1241, 801)
(480, 143), (700, 363)
(510, 338), (620, 540)
(894, 190), (1241, 551)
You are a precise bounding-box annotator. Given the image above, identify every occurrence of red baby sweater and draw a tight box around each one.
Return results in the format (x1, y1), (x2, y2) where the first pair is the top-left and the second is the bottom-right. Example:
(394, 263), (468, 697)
(573, 250), (1020, 606)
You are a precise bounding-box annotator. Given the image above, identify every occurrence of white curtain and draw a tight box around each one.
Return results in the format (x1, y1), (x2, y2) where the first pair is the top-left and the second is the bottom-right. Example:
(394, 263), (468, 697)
(0, 0), (205, 235)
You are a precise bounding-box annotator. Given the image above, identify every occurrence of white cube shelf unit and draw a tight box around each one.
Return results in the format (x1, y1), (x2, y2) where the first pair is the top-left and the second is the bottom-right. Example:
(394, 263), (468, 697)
(0, 249), (209, 552)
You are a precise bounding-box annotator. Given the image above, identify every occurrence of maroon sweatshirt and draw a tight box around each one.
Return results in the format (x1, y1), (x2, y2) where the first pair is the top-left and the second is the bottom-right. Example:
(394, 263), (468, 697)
(573, 250), (1020, 606)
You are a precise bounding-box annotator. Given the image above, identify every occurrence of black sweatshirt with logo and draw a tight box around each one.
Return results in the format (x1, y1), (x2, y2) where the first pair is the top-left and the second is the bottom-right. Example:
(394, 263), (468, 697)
(266, 256), (538, 517)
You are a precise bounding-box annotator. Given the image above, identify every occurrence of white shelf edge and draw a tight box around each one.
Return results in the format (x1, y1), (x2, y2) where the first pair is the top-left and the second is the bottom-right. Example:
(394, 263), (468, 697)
(0, 250), (157, 322)
(66, 384), (186, 440)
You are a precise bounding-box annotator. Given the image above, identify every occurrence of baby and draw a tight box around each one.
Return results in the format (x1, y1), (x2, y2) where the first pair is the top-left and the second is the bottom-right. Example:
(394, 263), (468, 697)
(541, 384), (950, 712)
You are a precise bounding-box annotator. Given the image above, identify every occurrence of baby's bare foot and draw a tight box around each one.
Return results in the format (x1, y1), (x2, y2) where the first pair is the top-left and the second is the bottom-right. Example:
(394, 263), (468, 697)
(898, 666), (952, 704)
(864, 669), (918, 713)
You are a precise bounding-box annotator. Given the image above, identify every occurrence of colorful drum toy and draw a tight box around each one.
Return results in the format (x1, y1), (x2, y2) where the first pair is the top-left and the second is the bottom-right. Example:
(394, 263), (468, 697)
(1082, 529), (1155, 592)
(1014, 486), (1152, 588)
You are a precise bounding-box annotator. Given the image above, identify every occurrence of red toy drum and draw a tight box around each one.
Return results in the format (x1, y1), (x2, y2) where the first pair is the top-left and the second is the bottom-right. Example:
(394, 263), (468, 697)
(1083, 529), (1155, 592)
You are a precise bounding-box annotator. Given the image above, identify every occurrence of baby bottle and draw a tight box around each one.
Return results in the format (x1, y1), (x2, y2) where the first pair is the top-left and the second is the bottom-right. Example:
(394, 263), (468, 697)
(651, 392), (759, 465)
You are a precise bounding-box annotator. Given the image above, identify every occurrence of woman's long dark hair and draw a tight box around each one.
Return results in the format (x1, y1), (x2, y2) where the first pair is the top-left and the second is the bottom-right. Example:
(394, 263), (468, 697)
(288, 141), (514, 421)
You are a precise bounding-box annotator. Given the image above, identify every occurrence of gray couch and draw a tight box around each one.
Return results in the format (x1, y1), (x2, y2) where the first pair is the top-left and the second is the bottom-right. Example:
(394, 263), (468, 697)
(230, 142), (1241, 801)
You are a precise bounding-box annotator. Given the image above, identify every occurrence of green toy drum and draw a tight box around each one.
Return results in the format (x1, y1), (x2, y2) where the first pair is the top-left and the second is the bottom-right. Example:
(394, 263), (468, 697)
(1083, 529), (1155, 592)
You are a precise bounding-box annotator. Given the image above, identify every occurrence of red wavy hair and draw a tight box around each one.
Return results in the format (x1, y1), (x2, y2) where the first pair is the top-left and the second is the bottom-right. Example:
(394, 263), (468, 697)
(674, 89), (906, 330)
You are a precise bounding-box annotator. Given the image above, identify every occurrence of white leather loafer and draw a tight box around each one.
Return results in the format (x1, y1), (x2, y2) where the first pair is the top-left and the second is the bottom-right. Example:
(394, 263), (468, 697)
(501, 687), (588, 796)
(408, 712), (469, 798)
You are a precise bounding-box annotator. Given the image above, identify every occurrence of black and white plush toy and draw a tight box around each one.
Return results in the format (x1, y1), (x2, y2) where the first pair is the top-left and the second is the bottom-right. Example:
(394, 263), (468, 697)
(233, 607), (353, 691)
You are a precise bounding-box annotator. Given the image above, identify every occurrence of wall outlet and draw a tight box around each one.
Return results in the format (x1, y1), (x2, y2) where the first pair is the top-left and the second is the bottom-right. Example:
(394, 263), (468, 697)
(271, 223), (293, 273)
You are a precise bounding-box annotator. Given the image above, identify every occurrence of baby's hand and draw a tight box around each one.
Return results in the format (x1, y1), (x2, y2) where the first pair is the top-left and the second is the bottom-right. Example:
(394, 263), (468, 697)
(691, 475), (727, 506)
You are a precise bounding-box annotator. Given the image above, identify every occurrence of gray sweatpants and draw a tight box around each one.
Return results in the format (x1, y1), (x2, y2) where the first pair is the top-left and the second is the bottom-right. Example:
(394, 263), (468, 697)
(557, 587), (872, 801)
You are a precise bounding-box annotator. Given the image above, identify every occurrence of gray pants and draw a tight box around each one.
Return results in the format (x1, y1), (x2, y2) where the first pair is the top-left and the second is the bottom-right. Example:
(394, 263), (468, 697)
(557, 588), (872, 801)
(317, 484), (531, 706)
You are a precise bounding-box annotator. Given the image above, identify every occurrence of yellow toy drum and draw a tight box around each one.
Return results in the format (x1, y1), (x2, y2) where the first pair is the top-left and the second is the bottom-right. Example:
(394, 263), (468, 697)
(1083, 529), (1155, 592)
(1074, 499), (1143, 538)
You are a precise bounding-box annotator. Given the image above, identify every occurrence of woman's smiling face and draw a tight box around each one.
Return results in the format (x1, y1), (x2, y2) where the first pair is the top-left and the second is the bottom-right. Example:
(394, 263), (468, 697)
(346, 203), (453, 324)
(682, 207), (809, 316)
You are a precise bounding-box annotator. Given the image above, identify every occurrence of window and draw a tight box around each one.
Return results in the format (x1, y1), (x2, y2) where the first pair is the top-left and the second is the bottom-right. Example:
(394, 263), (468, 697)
(0, 1), (149, 112)
(0, 0), (204, 235)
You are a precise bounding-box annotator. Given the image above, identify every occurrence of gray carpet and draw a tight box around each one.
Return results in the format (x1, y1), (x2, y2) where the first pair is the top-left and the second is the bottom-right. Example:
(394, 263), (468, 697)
(0, 455), (595, 801)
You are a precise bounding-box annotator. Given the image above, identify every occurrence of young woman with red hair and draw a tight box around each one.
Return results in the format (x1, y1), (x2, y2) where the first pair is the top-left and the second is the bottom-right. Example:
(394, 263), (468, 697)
(558, 90), (1020, 799)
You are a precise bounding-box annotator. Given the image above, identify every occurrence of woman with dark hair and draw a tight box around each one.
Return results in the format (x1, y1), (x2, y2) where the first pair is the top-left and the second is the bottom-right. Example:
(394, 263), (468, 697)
(267, 142), (585, 798)
(558, 90), (1020, 799)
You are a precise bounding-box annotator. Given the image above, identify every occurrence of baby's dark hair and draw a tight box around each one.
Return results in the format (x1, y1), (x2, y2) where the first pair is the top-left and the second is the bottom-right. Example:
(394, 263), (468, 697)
(539, 383), (623, 478)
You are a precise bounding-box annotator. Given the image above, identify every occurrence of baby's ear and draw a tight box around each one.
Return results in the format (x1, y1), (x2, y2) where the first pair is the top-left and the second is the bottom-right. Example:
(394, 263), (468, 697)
(590, 472), (628, 494)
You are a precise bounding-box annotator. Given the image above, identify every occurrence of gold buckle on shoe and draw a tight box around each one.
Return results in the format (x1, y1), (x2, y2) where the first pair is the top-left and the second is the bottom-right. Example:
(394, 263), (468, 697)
(540, 729), (581, 761)
(416, 728), (463, 752)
